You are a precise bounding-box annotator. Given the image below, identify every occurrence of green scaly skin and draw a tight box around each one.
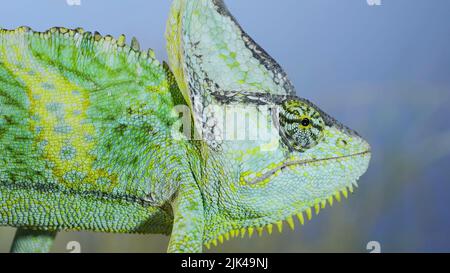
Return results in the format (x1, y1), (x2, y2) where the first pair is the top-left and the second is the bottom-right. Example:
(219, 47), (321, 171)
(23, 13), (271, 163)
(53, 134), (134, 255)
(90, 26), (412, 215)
(0, 0), (371, 253)
(10, 228), (57, 253)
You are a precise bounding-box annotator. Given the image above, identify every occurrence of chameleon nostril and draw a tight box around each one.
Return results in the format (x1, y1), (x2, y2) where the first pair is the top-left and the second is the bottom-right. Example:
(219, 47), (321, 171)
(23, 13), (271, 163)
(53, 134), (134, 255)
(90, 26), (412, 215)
(337, 138), (348, 147)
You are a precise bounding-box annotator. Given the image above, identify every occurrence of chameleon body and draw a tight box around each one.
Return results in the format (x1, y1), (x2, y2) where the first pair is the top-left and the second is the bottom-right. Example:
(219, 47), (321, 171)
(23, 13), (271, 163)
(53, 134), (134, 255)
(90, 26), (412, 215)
(0, 0), (371, 253)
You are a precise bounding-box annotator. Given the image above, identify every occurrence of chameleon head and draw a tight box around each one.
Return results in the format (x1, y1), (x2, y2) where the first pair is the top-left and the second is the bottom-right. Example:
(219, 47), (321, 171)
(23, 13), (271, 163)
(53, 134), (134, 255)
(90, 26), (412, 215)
(165, 0), (371, 247)
(202, 95), (371, 245)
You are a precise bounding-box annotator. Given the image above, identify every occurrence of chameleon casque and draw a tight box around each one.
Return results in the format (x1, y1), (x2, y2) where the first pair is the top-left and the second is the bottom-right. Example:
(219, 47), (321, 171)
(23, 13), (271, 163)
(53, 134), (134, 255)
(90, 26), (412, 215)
(0, 0), (371, 253)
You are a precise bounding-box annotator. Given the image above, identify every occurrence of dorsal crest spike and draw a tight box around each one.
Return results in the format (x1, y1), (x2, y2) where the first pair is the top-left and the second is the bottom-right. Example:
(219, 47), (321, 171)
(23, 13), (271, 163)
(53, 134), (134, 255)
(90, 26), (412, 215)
(93, 31), (102, 41)
(117, 34), (126, 47)
(131, 37), (140, 51)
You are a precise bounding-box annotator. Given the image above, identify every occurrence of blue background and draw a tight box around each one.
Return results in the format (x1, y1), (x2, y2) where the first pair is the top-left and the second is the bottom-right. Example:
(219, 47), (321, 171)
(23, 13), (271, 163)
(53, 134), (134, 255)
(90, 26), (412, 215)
(0, 0), (449, 252)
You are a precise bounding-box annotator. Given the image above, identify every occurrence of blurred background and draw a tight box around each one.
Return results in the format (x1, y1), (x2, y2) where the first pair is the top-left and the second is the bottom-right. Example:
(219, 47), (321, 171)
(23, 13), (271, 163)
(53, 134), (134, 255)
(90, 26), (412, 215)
(0, 0), (449, 252)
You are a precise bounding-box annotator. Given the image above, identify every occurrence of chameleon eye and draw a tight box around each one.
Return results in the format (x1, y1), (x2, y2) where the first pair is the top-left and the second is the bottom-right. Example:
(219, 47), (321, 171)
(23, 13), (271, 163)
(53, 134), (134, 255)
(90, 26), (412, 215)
(301, 118), (310, 127)
(279, 99), (325, 152)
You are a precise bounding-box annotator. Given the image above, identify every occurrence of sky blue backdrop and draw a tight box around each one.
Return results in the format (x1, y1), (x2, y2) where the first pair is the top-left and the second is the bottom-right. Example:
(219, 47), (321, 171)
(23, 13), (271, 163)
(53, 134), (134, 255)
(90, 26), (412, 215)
(0, 0), (449, 252)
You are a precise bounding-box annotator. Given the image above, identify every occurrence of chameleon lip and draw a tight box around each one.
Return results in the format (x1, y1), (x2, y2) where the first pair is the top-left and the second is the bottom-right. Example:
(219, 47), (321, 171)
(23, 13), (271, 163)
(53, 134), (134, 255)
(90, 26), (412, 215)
(245, 149), (372, 185)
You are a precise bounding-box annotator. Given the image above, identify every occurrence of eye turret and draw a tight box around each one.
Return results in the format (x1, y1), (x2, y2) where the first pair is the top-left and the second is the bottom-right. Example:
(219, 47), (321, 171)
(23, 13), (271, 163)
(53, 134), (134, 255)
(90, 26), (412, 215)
(278, 99), (325, 152)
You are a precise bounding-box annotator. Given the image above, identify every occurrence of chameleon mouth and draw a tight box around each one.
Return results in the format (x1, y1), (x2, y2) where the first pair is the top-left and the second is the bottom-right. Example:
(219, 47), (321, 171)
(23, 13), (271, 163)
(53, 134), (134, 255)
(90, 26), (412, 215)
(241, 150), (371, 186)
(204, 149), (371, 250)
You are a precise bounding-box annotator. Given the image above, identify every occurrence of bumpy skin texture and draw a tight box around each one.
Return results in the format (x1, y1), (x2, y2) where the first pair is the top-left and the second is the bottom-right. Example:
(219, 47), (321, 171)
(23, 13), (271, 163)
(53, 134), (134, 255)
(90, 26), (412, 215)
(0, 27), (181, 238)
(10, 229), (57, 253)
(166, 0), (371, 251)
(0, 0), (371, 253)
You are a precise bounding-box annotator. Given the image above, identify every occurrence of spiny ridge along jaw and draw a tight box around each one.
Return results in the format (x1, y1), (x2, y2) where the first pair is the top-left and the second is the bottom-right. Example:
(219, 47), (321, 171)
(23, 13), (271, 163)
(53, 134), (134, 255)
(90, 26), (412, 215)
(203, 181), (358, 249)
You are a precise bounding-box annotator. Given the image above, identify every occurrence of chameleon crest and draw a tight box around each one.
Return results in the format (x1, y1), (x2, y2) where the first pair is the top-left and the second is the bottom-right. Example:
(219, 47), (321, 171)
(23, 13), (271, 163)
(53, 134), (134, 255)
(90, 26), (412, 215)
(0, 0), (371, 253)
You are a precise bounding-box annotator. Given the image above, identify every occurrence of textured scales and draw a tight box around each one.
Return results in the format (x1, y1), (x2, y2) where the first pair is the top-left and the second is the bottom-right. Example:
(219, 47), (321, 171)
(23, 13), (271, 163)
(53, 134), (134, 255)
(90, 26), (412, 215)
(0, 26), (182, 234)
(0, 0), (371, 253)
(166, 0), (371, 250)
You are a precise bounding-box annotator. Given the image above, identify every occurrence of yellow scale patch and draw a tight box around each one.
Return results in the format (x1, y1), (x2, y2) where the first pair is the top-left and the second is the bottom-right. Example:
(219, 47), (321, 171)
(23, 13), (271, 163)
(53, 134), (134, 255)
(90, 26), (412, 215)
(237, 145), (294, 188)
(1, 44), (116, 190)
(166, 3), (190, 108)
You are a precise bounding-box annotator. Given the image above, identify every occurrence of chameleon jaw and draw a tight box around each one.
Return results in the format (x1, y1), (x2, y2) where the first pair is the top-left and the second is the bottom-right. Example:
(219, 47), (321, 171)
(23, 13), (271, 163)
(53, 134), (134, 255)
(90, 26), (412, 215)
(204, 149), (371, 249)
(203, 179), (360, 250)
(204, 146), (371, 249)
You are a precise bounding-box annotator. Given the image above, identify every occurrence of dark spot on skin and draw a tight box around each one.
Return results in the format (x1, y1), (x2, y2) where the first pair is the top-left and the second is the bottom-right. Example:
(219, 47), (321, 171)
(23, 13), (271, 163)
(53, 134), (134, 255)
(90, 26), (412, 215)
(105, 142), (113, 151)
(131, 156), (139, 165)
(115, 124), (127, 134)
